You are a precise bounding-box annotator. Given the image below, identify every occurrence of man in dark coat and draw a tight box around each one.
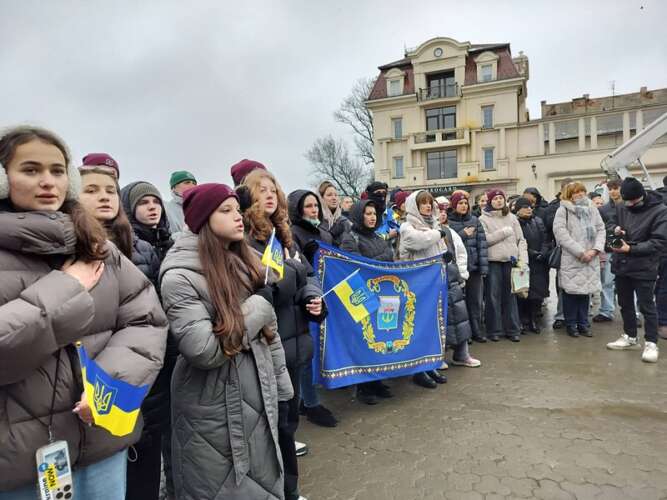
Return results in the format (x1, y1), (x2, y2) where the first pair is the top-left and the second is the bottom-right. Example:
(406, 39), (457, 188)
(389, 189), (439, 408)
(605, 178), (667, 363)
(656, 175), (667, 339)
(515, 197), (552, 333)
(595, 178), (623, 322)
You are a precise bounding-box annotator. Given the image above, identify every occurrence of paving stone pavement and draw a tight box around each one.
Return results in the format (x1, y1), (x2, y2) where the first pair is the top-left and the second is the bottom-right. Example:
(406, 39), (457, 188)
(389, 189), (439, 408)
(297, 307), (667, 500)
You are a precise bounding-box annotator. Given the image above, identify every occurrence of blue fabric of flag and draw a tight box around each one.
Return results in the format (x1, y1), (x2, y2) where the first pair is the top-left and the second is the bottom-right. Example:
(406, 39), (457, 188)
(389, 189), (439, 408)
(311, 242), (448, 389)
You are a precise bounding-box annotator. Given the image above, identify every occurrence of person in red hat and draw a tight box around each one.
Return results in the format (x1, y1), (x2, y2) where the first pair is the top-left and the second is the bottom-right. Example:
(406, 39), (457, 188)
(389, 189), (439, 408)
(479, 188), (528, 342)
(80, 152), (120, 179)
(161, 183), (294, 499)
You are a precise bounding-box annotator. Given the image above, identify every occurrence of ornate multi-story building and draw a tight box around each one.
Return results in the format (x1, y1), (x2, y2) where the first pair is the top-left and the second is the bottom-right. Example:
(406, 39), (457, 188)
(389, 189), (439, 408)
(366, 37), (667, 198)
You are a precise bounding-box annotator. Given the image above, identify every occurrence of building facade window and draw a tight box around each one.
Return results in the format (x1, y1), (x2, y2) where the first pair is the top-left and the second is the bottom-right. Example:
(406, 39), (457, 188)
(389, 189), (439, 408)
(426, 106), (457, 141)
(427, 150), (457, 179)
(481, 64), (493, 82)
(388, 79), (401, 96)
(393, 156), (404, 178)
(426, 71), (456, 98)
(483, 147), (495, 170)
(482, 105), (494, 128)
(392, 118), (403, 139)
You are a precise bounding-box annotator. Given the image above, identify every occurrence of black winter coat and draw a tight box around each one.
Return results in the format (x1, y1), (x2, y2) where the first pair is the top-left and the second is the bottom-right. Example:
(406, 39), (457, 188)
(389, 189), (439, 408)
(288, 189), (334, 262)
(599, 199), (620, 224)
(339, 200), (394, 262)
(543, 195), (561, 238)
(523, 187), (549, 222)
(440, 227), (472, 347)
(447, 211), (489, 274)
(131, 236), (160, 287)
(606, 191), (667, 281)
(247, 234), (326, 367)
(518, 215), (551, 300)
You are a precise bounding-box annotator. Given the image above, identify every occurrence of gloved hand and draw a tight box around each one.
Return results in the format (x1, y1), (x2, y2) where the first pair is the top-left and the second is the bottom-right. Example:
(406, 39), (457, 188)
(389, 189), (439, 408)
(439, 229), (448, 239)
(302, 240), (319, 264)
(255, 284), (276, 306)
(236, 185), (253, 212)
(442, 250), (453, 264)
(510, 256), (518, 267)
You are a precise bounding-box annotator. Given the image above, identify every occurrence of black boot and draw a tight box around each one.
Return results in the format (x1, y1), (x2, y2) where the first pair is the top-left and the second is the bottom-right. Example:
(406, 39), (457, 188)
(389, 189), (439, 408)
(372, 381), (393, 398)
(566, 326), (579, 337)
(578, 325), (593, 337)
(356, 385), (379, 405)
(473, 336), (488, 343)
(412, 372), (437, 389)
(427, 370), (447, 384)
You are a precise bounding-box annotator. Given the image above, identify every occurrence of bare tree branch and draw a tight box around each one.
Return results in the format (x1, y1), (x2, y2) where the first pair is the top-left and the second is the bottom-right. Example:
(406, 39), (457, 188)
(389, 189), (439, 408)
(334, 77), (376, 166)
(305, 135), (372, 198)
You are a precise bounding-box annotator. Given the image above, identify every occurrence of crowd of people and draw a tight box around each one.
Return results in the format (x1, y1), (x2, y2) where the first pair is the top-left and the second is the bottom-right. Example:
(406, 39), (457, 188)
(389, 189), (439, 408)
(1, 125), (666, 500)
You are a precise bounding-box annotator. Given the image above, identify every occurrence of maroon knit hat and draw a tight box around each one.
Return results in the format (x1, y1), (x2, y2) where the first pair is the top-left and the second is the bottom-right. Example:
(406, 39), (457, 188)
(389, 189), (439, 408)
(393, 190), (411, 209)
(183, 183), (239, 234)
(81, 153), (120, 179)
(486, 188), (506, 203)
(449, 191), (469, 211)
(230, 159), (267, 186)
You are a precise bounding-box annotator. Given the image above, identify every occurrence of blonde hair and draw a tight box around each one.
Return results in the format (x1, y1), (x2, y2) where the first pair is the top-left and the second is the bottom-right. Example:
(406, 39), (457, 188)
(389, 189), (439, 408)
(242, 169), (293, 249)
(562, 182), (587, 201)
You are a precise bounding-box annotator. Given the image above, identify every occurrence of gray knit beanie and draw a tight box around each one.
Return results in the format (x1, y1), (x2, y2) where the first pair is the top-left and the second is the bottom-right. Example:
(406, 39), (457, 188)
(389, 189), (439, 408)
(128, 182), (162, 215)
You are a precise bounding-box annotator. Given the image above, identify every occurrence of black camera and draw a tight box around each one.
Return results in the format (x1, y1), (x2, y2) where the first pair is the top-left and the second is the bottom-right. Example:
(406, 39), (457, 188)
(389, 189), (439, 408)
(606, 230), (624, 249)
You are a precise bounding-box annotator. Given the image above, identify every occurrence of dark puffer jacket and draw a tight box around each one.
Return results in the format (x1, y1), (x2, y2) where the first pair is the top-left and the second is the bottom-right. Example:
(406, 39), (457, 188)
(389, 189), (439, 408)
(518, 215), (551, 300)
(339, 200), (394, 262)
(598, 199), (620, 224)
(160, 234), (293, 499)
(120, 182), (174, 262)
(0, 209), (167, 491)
(447, 211), (488, 274)
(606, 191), (667, 281)
(247, 234), (326, 367)
(131, 236), (160, 287)
(441, 227), (472, 347)
(287, 189), (333, 263)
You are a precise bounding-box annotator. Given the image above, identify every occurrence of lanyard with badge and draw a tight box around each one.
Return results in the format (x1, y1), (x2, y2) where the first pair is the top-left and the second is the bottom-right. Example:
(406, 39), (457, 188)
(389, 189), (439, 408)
(27, 350), (75, 499)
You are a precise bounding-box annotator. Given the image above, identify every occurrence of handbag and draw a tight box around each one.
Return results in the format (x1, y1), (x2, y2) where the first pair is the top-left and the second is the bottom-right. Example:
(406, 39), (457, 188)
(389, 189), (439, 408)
(511, 266), (530, 297)
(547, 208), (568, 269)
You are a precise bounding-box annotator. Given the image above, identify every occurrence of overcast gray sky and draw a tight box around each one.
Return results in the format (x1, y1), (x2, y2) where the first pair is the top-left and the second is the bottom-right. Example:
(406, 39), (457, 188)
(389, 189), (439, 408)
(2, 0), (666, 195)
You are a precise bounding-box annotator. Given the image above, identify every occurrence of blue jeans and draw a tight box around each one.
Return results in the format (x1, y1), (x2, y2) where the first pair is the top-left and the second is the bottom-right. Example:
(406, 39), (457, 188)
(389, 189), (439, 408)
(562, 293), (590, 329)
(599, 257), (615, 319)
(299, 363), (320, 408)
(0, 449), (127, 500)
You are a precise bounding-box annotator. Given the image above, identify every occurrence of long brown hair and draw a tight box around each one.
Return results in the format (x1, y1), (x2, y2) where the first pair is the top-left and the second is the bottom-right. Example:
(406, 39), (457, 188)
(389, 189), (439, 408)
(241, 169), (293, 249)
(198, 223), (275, 356)
(0, 126), (108, 262)
(80, 167), (133, 258)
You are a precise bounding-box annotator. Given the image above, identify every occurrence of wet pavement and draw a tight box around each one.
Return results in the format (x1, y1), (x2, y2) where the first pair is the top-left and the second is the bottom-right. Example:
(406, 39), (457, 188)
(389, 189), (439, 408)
(298, 301), (667, 499)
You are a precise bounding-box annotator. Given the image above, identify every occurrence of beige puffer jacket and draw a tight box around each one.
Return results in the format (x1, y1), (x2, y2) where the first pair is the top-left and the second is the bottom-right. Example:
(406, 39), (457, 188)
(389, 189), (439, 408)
(0, 209), (168, 491)
(398, 191), (446, 261)
(479, 209), (528, 264)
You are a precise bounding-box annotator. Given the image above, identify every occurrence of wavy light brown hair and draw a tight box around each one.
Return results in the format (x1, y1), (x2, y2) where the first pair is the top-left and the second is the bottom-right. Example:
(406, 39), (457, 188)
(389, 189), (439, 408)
(242, 169), (293, 249)
(198, 223), (274, 356)
(562, 181), (587, 201)
(0, 126), (108, 262)
(79, 167), (133, 259)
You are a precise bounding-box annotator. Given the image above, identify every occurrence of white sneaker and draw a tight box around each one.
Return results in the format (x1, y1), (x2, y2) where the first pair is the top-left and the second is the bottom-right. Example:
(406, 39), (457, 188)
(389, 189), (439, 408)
(295, 440), (308, 457)
(451, 356), (481, 368)
(606, 334), (641, 350)
(642, 342), (659, 363)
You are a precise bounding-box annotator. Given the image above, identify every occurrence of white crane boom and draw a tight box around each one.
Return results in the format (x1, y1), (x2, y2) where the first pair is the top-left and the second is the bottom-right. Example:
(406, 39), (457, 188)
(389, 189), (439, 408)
(600, 110), (667, 189)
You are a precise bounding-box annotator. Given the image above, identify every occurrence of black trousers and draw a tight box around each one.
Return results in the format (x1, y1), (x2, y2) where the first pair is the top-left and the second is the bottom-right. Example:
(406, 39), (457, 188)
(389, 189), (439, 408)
(616, 276), (658, 343)
(279, 363), (302, 500)
(465, 271), (484, 338)
(562, 293), (590, 329)
(126, 432), (162, 500)
(517, 297), (541, 327)
(484, 262), (521, 337)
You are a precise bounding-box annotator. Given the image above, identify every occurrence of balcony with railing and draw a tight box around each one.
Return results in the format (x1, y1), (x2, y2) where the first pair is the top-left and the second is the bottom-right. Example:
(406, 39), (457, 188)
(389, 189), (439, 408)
(409, 127), (470, 150)
(418, 83), (460, 102)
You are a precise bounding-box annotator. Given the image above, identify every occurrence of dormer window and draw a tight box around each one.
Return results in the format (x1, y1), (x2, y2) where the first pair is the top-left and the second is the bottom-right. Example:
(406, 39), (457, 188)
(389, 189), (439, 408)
(474, 51), (499, 83)
(481, 64), (493, 82)
(385, 68), (405, 97)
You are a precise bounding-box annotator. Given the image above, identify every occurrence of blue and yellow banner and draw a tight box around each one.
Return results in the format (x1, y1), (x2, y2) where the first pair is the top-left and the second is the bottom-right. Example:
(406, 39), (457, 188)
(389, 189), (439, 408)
(375, 207), (400, 237)
(331, 269), (380, 323)
(262, 228), (285, 279)
(312, 243), (447, 389)
(76, 344), (149, 437)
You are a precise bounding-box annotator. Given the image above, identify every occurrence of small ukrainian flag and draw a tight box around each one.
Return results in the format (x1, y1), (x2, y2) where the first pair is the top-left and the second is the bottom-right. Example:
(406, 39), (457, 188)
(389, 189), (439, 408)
(262, 228), (285, 280)
(332, 269), (380, 323)
(76, 343), (149, 437)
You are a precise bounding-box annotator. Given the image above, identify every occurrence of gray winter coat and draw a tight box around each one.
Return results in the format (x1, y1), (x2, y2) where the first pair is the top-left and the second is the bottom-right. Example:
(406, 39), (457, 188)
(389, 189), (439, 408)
(553, 200), (606, 295)
(0, 209), (167, 491)
(160, 233), (294, 500)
